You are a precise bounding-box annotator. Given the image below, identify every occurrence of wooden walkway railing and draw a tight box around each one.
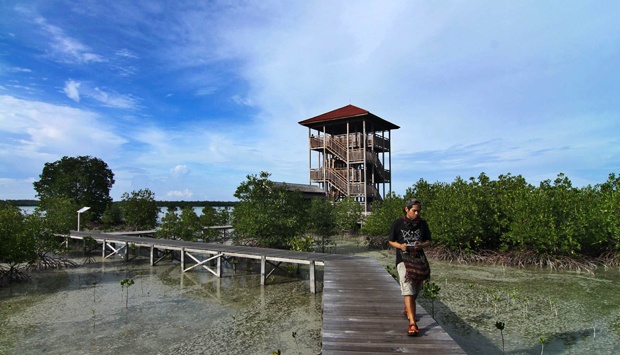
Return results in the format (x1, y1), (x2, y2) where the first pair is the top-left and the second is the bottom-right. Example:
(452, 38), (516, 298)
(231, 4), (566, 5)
(70, 230), (327, 292)
(68, 231), (465, 354)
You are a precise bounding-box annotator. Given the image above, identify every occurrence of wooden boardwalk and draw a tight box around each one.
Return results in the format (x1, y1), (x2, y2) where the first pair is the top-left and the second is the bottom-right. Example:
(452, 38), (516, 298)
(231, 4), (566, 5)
(322, 258), (466, 354)
(68, 231), (465, 354)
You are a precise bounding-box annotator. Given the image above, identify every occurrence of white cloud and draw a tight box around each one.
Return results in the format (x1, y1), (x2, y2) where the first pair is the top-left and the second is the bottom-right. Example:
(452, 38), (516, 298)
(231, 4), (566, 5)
(170, 165), (190, 177)
(115, 49), (139, 59)
(0, 94), (126, 164)
(207, 1), (620, 188)
(195, 86), (217, 96)
(63, 80), (81, 102)
(130, 125), (245, 166)
(112, 49), (139, 77)
(166, 189), (193, 198)
(10, 66), (32, 73)
(60, 81), (139, 109)
(92, 87), (138, 109)
(34, 16), (105, 64)
(232, 95), (254, 107)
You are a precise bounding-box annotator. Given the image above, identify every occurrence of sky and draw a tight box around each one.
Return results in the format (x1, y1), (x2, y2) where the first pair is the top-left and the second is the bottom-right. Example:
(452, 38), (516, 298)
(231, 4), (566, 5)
(1, 0), (619, 202)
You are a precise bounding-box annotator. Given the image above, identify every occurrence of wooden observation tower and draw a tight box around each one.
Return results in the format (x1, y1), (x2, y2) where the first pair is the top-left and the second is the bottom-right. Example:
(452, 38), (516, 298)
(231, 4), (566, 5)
(299, 105), (400, 213)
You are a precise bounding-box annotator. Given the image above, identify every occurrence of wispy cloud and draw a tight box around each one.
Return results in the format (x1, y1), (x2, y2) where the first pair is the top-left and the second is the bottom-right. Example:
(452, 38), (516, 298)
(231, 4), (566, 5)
(232, 95), (254, 107)
(9, 66), (32, 73)
(63, 80), (81, 102)
(115, 49), (139, 59)
(195, 86), (217, 97)
(33, 16), (105, 64)
(61, 80), (139, 109)
(92, 87), (138, 109)
(111, 49), (139, 77)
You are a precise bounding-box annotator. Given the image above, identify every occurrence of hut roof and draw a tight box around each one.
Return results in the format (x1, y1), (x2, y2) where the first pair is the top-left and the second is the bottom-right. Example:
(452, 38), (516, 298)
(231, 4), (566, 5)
(273, 182), (325, 199)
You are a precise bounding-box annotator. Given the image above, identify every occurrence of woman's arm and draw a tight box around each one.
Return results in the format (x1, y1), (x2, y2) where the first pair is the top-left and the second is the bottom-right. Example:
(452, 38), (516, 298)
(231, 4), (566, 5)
(389, 240), (407, 252)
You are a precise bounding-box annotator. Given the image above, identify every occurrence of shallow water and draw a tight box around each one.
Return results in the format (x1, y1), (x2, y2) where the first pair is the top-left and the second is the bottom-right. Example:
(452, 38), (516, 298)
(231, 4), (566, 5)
(356, 244), (620, 355)
(426, 261), (620, 354)
(0, 255), (322, 355)
(3, 239), (620, 355)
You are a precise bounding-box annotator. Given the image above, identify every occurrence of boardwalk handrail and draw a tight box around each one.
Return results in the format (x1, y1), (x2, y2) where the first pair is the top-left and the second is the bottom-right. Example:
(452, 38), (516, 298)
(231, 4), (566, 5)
(70, 230), (330, 293)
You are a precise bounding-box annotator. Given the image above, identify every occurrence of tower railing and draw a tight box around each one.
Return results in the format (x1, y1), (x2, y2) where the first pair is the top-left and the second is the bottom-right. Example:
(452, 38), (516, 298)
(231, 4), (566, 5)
(310, 136), (388, 181)
(309, 134), (387, 201)
(310, 168), (382, 202)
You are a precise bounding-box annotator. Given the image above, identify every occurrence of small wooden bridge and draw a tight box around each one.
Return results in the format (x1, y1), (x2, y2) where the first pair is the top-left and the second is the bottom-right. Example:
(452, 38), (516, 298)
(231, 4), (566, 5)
(69, 231), (465, 354)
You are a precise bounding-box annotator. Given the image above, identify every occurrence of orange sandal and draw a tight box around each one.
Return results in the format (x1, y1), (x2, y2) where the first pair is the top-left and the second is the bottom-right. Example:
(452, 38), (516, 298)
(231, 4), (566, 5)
(407, 323), (419, 336)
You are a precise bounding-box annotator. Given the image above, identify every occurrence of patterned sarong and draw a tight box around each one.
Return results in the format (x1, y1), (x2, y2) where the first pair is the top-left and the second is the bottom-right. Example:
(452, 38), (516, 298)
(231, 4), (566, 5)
(403, 250), (430, 282)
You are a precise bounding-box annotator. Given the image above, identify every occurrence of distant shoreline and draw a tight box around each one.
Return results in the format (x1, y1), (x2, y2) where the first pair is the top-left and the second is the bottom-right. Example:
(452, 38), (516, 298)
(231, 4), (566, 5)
(4, 199), (238, 208)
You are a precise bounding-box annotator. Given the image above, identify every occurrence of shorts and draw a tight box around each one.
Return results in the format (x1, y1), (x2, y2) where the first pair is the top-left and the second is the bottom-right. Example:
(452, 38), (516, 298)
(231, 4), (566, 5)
(397, 262), (423, 296)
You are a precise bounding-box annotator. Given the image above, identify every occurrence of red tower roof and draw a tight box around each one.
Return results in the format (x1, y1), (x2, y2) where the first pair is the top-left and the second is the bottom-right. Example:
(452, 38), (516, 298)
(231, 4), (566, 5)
(299, 104), (400, 132)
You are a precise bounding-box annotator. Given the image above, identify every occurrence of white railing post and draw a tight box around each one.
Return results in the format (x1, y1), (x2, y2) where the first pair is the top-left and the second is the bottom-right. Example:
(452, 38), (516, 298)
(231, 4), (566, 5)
(181, 247), (185, 272)
(260, 255), (266, 286)
(309, 261), (316, 294)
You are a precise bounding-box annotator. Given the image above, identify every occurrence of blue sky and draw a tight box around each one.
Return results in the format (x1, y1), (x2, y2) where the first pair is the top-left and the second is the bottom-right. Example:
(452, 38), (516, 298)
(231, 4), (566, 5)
(1, 1), (619, 202)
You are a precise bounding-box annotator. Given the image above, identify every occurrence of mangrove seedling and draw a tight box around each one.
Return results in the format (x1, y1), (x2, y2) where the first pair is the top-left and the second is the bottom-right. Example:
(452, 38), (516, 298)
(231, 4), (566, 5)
(493, 293), (501, 314)
(539, 336), (546, 355)
(120, 278), (135, 309)
(495, 321), (505, 354)
(522, 296), (530, 315)
(508, 288), (519, 306)
(422, 281), (441, 319)
(548, 297), (558, 316)
(484, 288), (493, 303)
